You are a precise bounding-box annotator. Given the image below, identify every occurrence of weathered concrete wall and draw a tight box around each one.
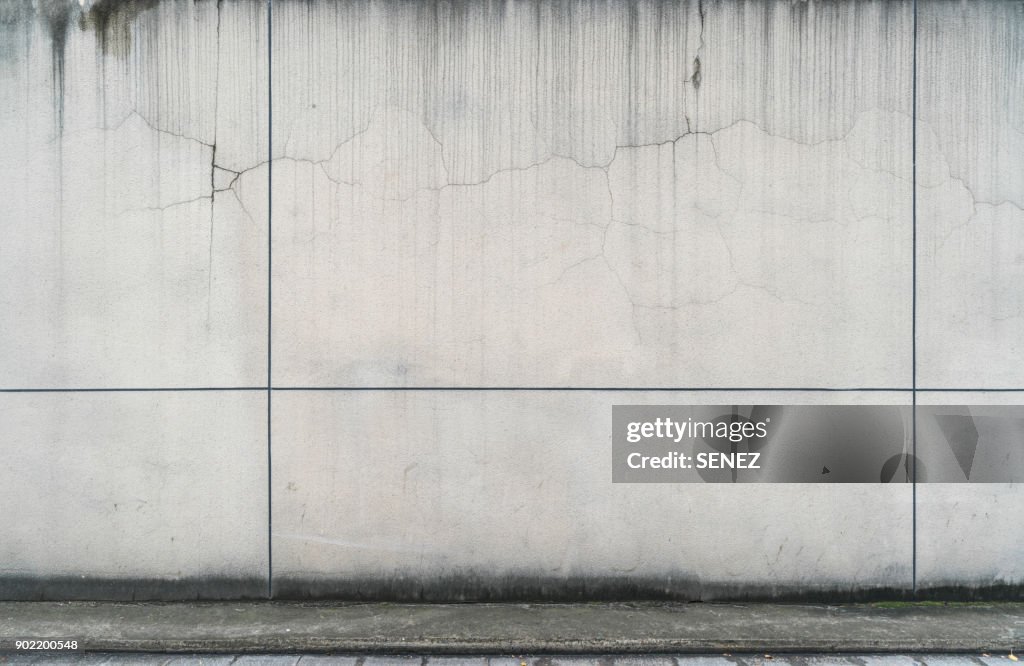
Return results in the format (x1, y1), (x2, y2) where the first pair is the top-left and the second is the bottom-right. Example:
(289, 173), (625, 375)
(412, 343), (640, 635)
(0, 0), (269, 388)
(913, 0), (1024, 596)
(0, 0), (270, 598)
(270, 0), (914, 388)
(0, 0), (1020, 600)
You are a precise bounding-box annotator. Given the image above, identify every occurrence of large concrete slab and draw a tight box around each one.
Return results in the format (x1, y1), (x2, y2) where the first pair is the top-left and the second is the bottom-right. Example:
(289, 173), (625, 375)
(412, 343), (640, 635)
(0, 0), (268, 389)
(270, 390), (912, 600)
(269, 0), (913, 389)
(915, 0), (1024, 389)
(915, 391), (1024, 597)
(912, 0), (1024, 597)
(0, 391), (268, 600)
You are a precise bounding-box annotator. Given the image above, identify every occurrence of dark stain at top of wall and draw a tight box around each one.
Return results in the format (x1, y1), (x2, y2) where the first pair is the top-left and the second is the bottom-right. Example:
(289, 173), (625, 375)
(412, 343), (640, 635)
(80, 0), (161, 57)
(33, 0), (75, 132)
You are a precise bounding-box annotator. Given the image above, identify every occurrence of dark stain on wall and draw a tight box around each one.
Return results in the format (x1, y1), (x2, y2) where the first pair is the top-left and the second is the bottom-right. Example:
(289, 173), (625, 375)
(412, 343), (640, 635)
(36, 0), (74, 132)
(80, 0), (161, 57)
(1, 573), (1022, 602)
(274, 574), (1023, 603)
(0, 575), (268, 601)
(273, 573), (921, 604)
(5, 0), (158, 134)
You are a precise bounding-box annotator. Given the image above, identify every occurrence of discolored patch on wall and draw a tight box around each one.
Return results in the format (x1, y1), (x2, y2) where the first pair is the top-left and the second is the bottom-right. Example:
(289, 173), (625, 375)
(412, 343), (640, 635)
(79, 0), (161, 57)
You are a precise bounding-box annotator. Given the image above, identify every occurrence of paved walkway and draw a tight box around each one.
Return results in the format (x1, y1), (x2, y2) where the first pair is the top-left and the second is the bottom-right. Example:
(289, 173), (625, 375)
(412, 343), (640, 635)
(0, 602), (1021, 655)
(0, 654), (1021, 665)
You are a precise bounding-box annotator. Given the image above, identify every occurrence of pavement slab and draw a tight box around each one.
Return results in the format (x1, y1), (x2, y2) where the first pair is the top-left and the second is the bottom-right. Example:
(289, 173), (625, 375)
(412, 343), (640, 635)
(0, 603), (1022, 655)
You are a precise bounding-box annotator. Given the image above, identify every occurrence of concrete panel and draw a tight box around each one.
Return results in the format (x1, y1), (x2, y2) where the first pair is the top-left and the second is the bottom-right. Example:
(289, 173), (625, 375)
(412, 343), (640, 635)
(913, 0), (1024, 597)
(0, 391), (268, 599)
(916, 0), (1024, 389)
(270, 0), (913, 388)
(916, 391), (1024, 595)
(0, 0), (268, 389)
(271, 390), (912, 599)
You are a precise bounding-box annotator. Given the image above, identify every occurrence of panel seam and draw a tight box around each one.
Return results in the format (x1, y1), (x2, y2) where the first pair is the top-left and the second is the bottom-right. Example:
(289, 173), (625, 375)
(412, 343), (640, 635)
(266, 0), (274, 601)
(911, 0), (919, 598)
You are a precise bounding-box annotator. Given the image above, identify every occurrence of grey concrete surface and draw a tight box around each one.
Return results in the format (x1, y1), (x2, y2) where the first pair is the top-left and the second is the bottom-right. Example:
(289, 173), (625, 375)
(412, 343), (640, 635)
(1, 603), (1023, 655)
(271, 391), (912, 598)
(0, 393), (268, 594)
(0, 0), (269, 389)
(915, 394), (1024, 592)
(0, 0), (1021, 601)
(270, 0), (913, 389)
(915, 0), (1024, 389)
(0, 655), (1021, 665)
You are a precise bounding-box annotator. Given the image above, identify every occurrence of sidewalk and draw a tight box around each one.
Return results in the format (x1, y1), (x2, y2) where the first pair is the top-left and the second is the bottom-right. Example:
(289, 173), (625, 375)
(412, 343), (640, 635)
(0, 655), (1021, 665)
(1, 602), (1022, 655)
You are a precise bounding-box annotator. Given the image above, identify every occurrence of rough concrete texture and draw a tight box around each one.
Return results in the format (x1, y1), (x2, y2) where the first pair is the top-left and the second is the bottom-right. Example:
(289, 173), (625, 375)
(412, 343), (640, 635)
(0, 392), (268, 597)
(915, 393), (1024, 594)
(0, 0), (268, 388)
(0, 656), (1021, 665)
(271, 390), (911, 599)
(0, 0), (1021, 601)
(915, 1), (1024, 389)
(0, 602), (1022, 654)
(270, 0), (913, 389)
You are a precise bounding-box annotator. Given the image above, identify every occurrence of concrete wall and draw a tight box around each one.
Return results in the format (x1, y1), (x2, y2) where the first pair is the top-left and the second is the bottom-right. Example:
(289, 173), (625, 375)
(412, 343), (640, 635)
(0, 0), (1020, 600)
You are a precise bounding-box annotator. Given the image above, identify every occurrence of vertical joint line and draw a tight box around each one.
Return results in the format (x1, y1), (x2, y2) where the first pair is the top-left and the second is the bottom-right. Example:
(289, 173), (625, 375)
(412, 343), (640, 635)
(911, 0), (918, 598)
(266, 0), (274, 601)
